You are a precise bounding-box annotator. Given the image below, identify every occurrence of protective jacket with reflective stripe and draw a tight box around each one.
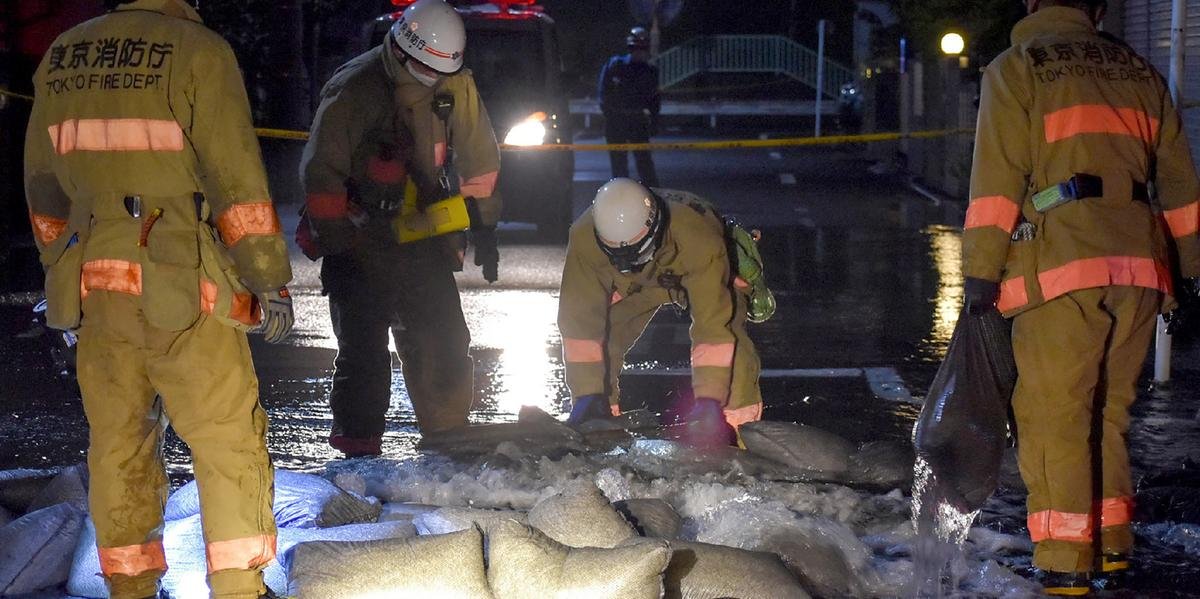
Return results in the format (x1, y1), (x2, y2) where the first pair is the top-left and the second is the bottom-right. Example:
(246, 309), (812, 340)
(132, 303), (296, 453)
(965, 7), (1200, 316)
(558, 189), (739, 403)
(24, 0), (291, 326)
(299, 45), (500, 258)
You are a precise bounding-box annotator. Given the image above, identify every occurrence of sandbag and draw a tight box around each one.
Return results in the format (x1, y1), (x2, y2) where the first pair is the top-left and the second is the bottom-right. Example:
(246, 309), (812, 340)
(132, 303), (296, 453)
(912, 309), (1016, 511)
(165, 470), (380, 528)
(379, 502), (440, 523)
(613, 499), (682, 539)
(286, 527), (493, 598)
(849, 441), (914, 488)
(662, 540), (809, 599)
(739, 421), (856, 475)
(487, 520), (671, 599)
(27, 464), (89, 512)
(0, 502), (86, 595)
(526, 483), (635, 548)
(413, 506), (525, 536)
(0, 469), (59, 514)
(69, 516), (416, 598)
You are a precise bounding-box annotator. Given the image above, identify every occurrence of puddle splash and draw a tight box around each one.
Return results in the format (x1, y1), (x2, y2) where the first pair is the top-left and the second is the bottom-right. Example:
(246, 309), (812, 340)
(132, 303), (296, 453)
(910, 456), (981, 597)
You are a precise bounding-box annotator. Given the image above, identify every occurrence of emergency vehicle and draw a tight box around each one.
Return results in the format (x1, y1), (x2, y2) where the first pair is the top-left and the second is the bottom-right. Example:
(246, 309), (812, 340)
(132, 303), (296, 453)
(370, 0), (575, 240)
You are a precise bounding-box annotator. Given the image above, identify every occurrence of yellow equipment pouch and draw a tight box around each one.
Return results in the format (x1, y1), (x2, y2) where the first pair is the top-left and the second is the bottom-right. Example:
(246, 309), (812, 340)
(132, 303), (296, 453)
(198, 221), (262, 331)
(42, 232), (84, 331)
(391, 180), (472, 244)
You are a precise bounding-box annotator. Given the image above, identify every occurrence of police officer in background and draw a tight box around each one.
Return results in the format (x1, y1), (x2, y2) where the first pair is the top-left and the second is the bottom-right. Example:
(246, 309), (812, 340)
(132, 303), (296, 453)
(963, 0), (1200, 593)
(598, 26), (660, 187)
(25, 0), (294, 597)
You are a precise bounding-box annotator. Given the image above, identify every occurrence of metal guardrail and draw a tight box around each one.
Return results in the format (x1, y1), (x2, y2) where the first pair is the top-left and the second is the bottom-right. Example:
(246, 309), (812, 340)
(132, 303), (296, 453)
(653, 35), (855, 98)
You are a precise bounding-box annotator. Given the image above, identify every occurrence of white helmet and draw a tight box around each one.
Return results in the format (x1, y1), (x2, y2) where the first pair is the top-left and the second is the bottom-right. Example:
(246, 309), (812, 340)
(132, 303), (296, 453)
(390, 0), (466, 74)
(593, 178), (664, 272)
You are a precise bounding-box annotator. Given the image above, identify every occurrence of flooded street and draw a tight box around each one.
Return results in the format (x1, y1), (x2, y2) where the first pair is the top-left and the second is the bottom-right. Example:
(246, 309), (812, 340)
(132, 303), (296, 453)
(3, 137), (1200, 596)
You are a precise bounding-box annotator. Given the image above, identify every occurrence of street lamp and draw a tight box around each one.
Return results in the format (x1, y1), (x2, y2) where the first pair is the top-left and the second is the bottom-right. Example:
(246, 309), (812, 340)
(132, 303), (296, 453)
(940, 32), (965, 56)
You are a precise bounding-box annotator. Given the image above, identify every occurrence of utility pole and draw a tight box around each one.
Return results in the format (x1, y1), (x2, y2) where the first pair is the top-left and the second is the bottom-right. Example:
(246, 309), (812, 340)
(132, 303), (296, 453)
(815, 19), (827, 137)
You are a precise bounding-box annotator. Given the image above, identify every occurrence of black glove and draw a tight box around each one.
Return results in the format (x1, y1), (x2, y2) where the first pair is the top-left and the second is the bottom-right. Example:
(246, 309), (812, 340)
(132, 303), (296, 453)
(255, 287), (294, 344)
(473, 227), (499, 283)
(963, 277), (1000, 315)
(465, 197), (499, 283)
(1167, 277), (1200, 335)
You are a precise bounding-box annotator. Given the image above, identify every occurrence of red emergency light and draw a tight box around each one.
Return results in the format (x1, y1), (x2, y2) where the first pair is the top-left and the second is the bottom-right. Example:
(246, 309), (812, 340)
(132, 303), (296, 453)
(391, 0), (544, 16)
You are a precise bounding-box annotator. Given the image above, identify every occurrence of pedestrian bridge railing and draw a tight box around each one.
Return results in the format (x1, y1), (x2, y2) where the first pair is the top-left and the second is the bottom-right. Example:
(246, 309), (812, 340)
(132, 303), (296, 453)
(653, 35), (855, 98)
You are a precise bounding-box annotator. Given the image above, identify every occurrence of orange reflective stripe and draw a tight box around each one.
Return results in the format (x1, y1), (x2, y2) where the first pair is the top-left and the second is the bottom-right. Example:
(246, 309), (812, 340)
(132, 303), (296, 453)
(216, 202), (282, 246)
(205, 534), (276, 573)
(610, 404), (622, 417)
(200, 278), (218, 314)
(563, 338), (604, 363)
(610, 290), (623, 305)
(460, 170), (499, 199)
(733, 276), (750, 289)
(1163, 201), (1199, 238)
(1043, 105), (1159, 145)
(1100, 496), (1135, 527)
(997, 276), (1028, 312)
(29, 212), (67, 245)
(200, 278), (262, 327)
(366, 155), (407, 184)
(48, 118), (185, 155)
(724, 403), (763, 429)
(1028, 509), (1092, 543)
(82, 259), (143, 297)
(1037, 256), (1170, 302)
(98, 540), (166, 577)
(692, 342), (735, 368)
(965, 195), (1021, 234)
(306, 192), (348, 219)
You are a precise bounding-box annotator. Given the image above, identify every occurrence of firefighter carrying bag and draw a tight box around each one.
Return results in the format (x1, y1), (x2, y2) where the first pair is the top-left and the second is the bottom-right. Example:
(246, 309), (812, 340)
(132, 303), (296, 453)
(727, 223), (776, 323)
(912, 308), (1017, 511)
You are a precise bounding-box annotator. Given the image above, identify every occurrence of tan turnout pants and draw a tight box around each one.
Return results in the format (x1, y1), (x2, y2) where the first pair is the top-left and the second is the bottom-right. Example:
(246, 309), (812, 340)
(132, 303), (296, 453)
(77, 292), (275, 599)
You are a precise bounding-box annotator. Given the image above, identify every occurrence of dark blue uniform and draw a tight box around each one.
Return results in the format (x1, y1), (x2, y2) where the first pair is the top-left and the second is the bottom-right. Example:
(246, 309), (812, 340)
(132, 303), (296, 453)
(598, 53), (660, 186)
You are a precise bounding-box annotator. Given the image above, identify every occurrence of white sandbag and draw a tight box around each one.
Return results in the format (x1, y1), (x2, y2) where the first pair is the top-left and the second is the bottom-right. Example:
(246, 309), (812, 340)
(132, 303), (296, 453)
(526, 482), (635, 548)
(27, 464), (89, 513)
(487, 520), (671, 599)
(0, 502), (86, 595)
(286, 527), (493, 598)
(613, 499), (682, 539)
(662, 540), (810, 599)
(739, 421), (856, 475)
(267, 521), (416, 593)
(165, 470), (380, 528)
(412, 506), (525, 536)
(0, 469), (59, 514)
(69, 515), (416, 598)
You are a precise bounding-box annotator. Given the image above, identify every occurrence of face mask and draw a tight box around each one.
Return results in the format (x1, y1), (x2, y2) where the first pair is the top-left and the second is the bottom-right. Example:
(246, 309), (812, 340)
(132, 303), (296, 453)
(405, 60), (441, 87)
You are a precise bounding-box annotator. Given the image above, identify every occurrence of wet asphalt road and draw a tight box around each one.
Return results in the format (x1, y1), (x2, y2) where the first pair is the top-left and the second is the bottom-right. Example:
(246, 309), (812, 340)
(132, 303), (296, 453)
(2, 130), (1200, 593)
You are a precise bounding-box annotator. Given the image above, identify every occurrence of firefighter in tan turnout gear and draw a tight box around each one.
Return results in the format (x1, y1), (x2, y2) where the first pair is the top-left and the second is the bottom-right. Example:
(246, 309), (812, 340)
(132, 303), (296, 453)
(24, 0), (293, 597)
(559, 178), (765, 448)
(963, 0), (1200, 593)
(299, 0), (501, 457)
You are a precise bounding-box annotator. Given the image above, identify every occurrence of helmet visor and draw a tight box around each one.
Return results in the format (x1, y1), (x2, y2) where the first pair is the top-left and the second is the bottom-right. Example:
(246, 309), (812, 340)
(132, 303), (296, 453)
(597, 198), (663, 273)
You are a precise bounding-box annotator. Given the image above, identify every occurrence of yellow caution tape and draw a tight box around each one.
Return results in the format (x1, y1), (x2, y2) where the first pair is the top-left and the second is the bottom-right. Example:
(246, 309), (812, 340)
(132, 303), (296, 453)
(0, 87), (35, 102)
(2, 88), (972, 150)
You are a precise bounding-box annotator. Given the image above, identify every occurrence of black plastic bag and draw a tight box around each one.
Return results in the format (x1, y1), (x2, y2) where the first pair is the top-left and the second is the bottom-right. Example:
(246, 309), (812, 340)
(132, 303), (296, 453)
(912, 309), (1017, 511)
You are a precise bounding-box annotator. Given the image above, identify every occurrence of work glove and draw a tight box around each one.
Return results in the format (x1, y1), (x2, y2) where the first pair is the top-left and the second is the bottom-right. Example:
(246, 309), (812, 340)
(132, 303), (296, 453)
(465, 197), (499, 283)
(565, 394), (613, 428)
(1167, 277), (1200, 336)
(679, 397), (736, 450)
(963, 277), (1000, 315)
(255, 287), (294, 344)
